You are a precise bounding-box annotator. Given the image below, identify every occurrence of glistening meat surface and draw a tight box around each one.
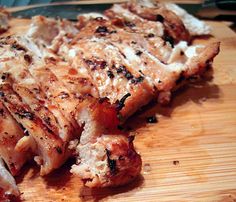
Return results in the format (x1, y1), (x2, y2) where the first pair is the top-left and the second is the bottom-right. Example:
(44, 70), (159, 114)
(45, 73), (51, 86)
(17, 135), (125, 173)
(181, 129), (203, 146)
(0, 0), (220, 198)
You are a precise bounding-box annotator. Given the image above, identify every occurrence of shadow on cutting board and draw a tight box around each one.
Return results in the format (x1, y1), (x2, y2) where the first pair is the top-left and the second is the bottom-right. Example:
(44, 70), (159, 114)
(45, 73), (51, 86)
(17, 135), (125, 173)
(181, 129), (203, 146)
(125, 67), (221, 132)
(79, 175), (144, 202)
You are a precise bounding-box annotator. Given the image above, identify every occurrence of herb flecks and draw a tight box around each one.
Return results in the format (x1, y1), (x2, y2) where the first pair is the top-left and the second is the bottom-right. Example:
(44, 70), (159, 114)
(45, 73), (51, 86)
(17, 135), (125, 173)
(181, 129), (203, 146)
(116, 93), (131, 111)
(106, 149), (117, 175)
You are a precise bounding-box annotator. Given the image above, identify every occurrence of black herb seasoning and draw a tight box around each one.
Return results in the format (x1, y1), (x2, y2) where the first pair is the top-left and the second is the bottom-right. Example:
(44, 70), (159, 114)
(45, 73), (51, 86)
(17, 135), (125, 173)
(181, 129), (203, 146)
(15, 110), (34, 120)
(95, 26), (109, 35)
(106, 149), (117, 175)
(56, 146), (62, 154)
(11, 43), (27, 52)
(24, 54), (32, 64)
(116, 93), (131, 111)
(1, 73), (9, 81)
(124, 21), (136, 28)
(131, 76), (144, 84)
(163, 36), (174, 48)
(156, 14), (164, 23)
(146, 116), (157, 123)
(135, 50), (143, 56)
(147, 33), (155, 38)
(107, 70), (114, 79)
(125, 71), (133, 80)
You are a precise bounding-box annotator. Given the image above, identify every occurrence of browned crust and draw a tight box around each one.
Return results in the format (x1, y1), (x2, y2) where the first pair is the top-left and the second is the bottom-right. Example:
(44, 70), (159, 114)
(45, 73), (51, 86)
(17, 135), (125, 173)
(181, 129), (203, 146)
(126, 2), (190, 42)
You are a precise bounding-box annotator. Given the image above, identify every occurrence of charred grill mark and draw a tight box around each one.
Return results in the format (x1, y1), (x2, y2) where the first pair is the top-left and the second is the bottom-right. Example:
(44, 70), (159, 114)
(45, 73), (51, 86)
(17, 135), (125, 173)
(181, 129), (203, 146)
(124, 21), (136, 28)
(125, 71), (133, 80)
(43, 116), (51, 127)
(128, 135), (135, 143)
(45, 57), (57, 64)
(24, 54), (32, 64)
(1, 72), (9, 81)
(175, 71), (185, 85)
(58, 92), (70, 99)
(145, 33), (155, 38)
(0, 108), (4, 116)
(146, 116), (157, 123)
(11, 43), (27, 52)
(116, 65), (134, 80)
(0, 91), (5, 97)
(55, 146), (62, 154)
(163, 35), (174, 48)
(95, 26), (109, 36)
(15, 109), (34, 120)
(110, 30), (117, 34)
(106, 149), (117, 175)
(32, 87), (40, 94)
(107, 70), (114, 79)
(23, 128), (30, 136)
(98, 97), (108, 103)
(131, 76), (144, 84)
(84, 59), (107, 70)
(135, 50), (143, 56)
(116, 93), (131, 111)
(156, 14), (164, 23)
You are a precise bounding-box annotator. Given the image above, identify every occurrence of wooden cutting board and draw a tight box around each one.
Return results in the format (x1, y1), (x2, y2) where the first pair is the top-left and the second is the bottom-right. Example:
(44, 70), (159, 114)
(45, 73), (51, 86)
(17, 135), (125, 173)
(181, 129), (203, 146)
(5, 19), (236, 202)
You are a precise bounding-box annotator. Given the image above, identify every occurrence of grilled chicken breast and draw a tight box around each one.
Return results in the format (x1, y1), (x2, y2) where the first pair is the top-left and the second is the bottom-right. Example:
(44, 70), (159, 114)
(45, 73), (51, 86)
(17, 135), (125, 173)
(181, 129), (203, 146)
(44, 16), (219, 118)
(0, 0), (220, 197)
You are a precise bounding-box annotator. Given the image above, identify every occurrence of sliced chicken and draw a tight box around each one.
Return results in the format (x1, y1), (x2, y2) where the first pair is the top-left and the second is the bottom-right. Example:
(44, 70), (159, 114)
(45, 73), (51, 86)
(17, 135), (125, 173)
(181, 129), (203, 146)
(72, 98), (141, 187)
(47, 17), (219, 116)
(125, 0), (190, 42)
(0, 81), (69, 175)
(0, 102), (32, 176)
(0, 158), (19, 198)
(0, 0), (220, 192)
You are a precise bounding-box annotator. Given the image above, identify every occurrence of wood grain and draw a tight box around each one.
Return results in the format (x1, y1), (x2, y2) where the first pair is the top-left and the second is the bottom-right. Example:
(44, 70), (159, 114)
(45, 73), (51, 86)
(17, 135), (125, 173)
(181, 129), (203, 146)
(5, 19), (236, 202)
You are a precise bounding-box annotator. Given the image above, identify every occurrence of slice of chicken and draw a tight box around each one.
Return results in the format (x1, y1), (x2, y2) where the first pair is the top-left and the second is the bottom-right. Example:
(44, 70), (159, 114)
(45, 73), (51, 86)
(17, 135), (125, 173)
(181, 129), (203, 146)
(0, 158), (19, 197)
(104, 4), (164, 38)
(0, 101), (33, 176)
(0, 83), (68, 175)
(52, 18), (219, 114)
(126, 0), (190, 42)
(72, 98), (141, 187)
(0, 37), (75, 142)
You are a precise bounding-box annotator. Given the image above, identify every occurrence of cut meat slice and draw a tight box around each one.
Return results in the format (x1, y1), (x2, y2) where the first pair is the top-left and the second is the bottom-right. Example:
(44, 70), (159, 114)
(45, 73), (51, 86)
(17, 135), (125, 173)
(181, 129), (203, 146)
(57, 37), (154, 118)
(72, 98), (141, 187)
(104, 4), (164, 38)
(0, 36), (79, 142)
(0, 102), (32, 176)
(0, 158), (19, 197)
(162, 3), (211, 36)
(0, 83), (68, 175)
(125, 0), (190, 42)
(51, 17), (219, 116)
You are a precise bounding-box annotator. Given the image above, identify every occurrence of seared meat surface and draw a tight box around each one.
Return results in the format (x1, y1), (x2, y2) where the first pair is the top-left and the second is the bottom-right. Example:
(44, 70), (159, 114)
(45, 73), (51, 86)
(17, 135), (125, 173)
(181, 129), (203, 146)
(0, 0), (220, 197)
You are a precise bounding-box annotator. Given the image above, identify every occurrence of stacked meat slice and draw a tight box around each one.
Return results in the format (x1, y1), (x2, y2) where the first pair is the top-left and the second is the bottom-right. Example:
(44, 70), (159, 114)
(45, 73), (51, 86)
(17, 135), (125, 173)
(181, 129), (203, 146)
(0, 0), (220, 199)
